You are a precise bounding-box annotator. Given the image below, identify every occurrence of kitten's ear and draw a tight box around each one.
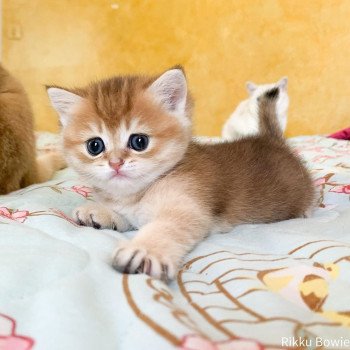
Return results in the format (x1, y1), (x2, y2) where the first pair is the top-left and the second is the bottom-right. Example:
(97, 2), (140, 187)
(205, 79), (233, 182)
(246, 81), (257, 95)
(147, 68), (187, 117)
(278, 77), (288, 91)
(47, 87), (84, 127)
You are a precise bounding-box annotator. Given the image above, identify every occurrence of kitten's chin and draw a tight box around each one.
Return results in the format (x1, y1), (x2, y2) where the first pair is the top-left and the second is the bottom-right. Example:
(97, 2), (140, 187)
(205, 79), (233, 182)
(102, 168), (164, 196)
(109, 171), (129, 180)
(101, 176), (150, 196)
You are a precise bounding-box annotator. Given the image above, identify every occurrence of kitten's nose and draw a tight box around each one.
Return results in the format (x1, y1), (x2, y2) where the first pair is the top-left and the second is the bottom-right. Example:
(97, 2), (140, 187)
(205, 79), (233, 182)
(109, 159), (125, 171)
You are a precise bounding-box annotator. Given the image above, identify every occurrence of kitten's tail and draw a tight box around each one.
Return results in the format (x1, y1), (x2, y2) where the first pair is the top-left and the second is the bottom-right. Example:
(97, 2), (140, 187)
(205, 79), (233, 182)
(21, 151), (67, 188)
(35, 151), (67, 182)
(258, 88), (283, 139)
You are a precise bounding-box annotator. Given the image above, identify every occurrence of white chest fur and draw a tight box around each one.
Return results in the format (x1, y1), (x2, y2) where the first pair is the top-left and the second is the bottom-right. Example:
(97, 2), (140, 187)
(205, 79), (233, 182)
(112, 200), (149, 228)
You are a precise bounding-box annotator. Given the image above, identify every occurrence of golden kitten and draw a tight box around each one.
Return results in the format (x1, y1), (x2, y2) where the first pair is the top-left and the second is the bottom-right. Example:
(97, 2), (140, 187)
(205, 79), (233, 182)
(47, 67), (314, 280)
(0, 64), (65, 194)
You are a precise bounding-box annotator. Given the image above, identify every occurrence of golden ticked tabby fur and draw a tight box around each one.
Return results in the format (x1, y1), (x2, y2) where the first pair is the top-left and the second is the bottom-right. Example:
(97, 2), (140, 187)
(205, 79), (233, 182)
(47, 67), (314, 281)
(0, 64), (65, 194)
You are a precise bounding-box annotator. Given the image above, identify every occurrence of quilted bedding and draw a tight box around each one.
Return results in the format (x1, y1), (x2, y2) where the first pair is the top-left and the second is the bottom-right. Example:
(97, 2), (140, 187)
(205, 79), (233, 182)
(0, 133), (350, 350)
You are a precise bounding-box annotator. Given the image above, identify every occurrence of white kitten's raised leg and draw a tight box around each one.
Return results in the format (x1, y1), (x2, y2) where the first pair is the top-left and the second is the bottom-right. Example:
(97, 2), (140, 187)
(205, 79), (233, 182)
(112, 211), (211, 281)
(73, 202), (131, 232)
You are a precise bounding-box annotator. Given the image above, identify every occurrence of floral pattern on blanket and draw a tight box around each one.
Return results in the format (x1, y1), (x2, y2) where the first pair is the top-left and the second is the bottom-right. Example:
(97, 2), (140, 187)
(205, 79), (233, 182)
(0, 134), (349, 350)
(0, 313), (34, 350)
(290, 136), (350, 208)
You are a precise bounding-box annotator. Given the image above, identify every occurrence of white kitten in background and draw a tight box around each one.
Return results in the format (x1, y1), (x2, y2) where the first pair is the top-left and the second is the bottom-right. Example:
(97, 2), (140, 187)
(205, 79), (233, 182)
(222, 77), (289, 141)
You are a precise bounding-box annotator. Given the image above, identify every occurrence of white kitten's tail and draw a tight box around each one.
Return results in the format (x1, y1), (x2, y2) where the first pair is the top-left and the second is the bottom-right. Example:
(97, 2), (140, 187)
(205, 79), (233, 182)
(258, 88), (284, 139)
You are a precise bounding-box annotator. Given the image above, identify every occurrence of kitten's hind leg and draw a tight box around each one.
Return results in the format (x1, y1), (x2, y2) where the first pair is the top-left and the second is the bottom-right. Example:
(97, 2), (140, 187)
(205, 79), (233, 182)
(21, 151), (67, 188)
(36, 151), (67, 183)
(73, 202), (131, 232)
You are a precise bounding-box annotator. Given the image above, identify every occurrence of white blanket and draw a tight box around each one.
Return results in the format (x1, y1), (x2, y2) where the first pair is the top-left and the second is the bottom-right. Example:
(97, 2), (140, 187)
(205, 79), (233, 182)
(0, 134), (350, 350)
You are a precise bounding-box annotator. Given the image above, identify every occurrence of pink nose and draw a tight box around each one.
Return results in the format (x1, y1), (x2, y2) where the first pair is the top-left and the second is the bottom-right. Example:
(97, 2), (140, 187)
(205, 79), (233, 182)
(109, 159), (124, 171)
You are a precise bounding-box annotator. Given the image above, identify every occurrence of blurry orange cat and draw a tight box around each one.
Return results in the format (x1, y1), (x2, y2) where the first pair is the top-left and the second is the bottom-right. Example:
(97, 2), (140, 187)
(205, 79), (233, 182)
(47, 67), (314, 281)
(0, 64), (65, 194)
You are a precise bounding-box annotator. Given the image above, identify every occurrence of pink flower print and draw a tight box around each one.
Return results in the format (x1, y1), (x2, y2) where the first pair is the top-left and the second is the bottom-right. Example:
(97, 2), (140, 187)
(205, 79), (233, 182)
(0, 207), (12, 219)
(312, 155), (337, 163)
(70, 185), (92, 198)
(314, 177), (327, 187)
(313, 173), (335, 188)
(0, 207), (30, 223)
(0, 313), (34, 350)
(180, 335), (265, 350)
(330, 184), (350, 194)
(49, 208), (80, 227)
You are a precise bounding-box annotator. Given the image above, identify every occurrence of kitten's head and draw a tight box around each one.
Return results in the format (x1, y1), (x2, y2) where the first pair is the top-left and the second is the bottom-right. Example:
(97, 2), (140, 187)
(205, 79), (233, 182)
(47, 67), (192, 195)
(246, 77), (289, 131)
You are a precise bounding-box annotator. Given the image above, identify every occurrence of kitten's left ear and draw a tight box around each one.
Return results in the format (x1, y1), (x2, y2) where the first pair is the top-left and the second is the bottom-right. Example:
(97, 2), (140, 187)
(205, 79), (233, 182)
(147, 68), (187, 118)
(246, 81), (257, 95)
(278, 77), (288, 91)
(47, 87), (84, 127)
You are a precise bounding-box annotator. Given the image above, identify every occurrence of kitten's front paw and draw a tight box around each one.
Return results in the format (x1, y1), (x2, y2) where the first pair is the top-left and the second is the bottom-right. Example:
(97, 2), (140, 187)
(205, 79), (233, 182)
(112, 241), (177, 281)
(73, 203), (130, 232)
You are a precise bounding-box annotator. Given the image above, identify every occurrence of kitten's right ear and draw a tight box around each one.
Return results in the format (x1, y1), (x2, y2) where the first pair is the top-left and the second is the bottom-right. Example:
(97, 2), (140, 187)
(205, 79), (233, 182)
(47, 87), (84, 127)
(246, 81), (257, 95)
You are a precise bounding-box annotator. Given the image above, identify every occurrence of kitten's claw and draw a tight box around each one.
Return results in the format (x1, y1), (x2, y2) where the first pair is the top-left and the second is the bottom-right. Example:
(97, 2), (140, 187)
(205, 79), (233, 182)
(75, 211), (85, 226)
(90, 214), (101, 229)
(72, 204), (131, 232)
(112, 242), (176, 281)
(161, 264), (169, 283)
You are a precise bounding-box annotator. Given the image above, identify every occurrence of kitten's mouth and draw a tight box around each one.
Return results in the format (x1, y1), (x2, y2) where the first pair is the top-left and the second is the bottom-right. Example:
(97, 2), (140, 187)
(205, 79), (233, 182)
(110, 170), (128, 179)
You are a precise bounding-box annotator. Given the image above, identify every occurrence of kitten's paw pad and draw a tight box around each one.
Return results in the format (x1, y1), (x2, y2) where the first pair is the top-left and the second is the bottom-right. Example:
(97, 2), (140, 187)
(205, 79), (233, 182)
(73, 206), (113, 229)
(112, 242), (176, 281)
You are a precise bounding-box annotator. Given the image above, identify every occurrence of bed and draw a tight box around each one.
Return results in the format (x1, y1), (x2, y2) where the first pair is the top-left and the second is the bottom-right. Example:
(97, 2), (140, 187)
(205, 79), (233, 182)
(1, 133), (350, 350)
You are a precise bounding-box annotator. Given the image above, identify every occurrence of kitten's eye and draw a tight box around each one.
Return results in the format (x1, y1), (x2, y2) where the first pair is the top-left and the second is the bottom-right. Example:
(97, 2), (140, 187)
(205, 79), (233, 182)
(128, 134), (149, 152)
(86, 137), (105, 156)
